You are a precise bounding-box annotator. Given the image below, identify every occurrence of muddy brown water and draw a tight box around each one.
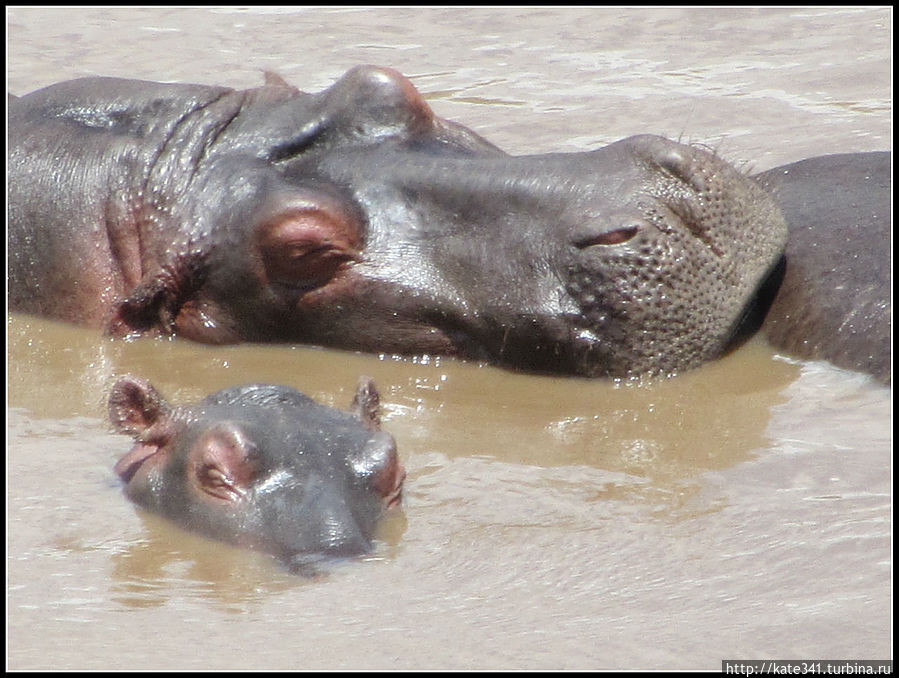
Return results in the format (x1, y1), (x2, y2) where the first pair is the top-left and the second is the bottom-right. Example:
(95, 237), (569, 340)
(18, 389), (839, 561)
(6, 7), (892, 670)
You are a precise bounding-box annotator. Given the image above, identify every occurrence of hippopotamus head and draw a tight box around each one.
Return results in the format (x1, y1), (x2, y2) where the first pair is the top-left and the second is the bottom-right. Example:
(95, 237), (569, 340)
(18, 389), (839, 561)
(108, 375), (404, 569)
(108, 66), (787, 377)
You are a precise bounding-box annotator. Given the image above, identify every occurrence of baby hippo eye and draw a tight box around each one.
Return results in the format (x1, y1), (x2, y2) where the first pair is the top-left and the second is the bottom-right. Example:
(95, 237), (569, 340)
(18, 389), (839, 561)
(189, 423), (258, 503)
(197, 464), (249, 501)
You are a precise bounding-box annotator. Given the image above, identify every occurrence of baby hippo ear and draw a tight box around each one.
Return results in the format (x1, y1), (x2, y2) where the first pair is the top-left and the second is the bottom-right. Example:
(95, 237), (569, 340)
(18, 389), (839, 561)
(108, 376), (170, 436)
(350, 376), (382, 432)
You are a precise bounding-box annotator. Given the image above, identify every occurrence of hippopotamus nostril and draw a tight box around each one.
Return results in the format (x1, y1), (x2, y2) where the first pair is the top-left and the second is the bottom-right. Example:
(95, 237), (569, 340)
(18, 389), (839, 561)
(656, 147), (710, 195)
(625, 135), (707, 191)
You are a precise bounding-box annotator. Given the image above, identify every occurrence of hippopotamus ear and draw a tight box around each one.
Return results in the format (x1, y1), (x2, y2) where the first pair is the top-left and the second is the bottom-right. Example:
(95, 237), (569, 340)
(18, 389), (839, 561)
(189, 424), (258, 502)
(108, 375), (170, 436)
(349, 376), (382, 432)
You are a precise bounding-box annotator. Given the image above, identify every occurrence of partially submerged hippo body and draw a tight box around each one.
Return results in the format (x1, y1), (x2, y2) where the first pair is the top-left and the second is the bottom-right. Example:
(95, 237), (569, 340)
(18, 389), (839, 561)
(754, 152), (891, 385)
(9, 66), (789, 379)
(108, 375), (404, 570)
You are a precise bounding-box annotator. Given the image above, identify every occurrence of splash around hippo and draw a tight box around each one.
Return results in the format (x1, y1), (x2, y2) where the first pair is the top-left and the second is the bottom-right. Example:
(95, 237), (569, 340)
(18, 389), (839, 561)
(8, 65), (788, 379)
(108, 375), (404, 571)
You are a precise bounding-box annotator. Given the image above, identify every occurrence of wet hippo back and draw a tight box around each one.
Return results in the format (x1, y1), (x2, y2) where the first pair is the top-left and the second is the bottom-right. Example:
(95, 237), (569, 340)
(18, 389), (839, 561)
(755, 152), (891, 384)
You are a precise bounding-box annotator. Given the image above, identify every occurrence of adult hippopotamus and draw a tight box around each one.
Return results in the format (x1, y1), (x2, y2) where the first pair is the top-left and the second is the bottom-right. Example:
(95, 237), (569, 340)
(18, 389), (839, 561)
(753, 152), (891, 385)
(8, 66), (788, 379)
(108, 375), (404, 571)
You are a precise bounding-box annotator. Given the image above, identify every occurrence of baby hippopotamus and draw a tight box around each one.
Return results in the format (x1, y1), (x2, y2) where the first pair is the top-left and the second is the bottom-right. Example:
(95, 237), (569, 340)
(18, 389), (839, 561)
(108, 375), (404, 571)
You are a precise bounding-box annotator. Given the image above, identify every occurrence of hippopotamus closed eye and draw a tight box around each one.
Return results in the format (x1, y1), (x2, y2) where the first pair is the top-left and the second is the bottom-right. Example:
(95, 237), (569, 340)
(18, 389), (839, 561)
(108, 375), (404, 570)
(8, 65), (788, 378)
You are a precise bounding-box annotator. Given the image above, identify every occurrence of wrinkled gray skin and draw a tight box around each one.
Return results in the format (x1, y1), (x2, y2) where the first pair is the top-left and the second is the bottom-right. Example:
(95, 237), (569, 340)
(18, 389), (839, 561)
(108, 375), (405, 571)
(8, 66), (787, 379)
(753, 152), (891, 385)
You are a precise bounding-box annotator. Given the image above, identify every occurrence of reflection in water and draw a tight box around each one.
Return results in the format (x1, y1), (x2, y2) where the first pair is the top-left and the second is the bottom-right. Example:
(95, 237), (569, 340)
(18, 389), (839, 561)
(106, 499), (410, 610)
(6, 291), (891, 668)
(8, 313), (797, 484)
(12, 309), (888, 669)
(109, 512), (304, 611)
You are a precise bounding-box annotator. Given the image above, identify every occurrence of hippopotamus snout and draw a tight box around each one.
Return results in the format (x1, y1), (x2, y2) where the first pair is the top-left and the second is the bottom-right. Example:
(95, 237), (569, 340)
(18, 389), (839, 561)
(551, 134), (788, 376)
(316, 132), (786, 377)
(564, 135), (716, 251)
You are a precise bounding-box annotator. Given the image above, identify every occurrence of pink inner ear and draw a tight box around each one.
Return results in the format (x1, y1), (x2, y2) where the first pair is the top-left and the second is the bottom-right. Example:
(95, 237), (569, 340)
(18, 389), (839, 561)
(191, 426), (257, 502)
(108, 376), (168, 434)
